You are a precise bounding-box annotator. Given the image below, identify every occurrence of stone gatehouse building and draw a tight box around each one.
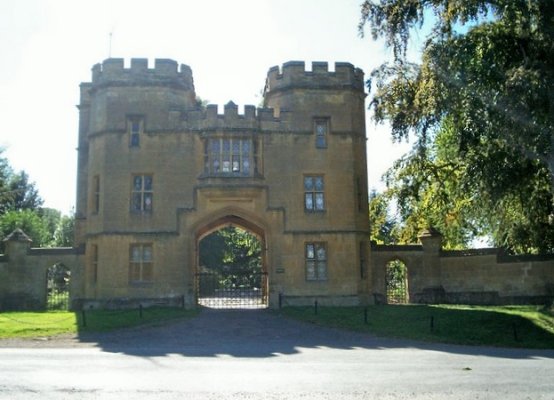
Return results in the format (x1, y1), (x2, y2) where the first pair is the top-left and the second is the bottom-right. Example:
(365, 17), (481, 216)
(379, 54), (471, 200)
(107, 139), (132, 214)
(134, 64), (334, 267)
(1, 58), (553, 310)
(74, 58), (370, 308)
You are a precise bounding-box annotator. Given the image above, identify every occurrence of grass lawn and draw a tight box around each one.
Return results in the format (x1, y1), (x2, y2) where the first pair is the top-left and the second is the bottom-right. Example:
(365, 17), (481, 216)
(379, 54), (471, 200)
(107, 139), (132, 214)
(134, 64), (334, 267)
(0, 307), (198, 339)
(280, 304), (554, 349)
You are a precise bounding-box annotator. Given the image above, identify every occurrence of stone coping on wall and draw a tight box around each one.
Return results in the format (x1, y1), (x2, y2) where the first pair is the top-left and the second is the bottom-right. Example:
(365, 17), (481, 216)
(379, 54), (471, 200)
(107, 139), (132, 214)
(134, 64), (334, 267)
(370, 243), (423, 252)
(440, 248), (499, 257)
(28, 246), (85, 256)
(372, 243), (554, 264)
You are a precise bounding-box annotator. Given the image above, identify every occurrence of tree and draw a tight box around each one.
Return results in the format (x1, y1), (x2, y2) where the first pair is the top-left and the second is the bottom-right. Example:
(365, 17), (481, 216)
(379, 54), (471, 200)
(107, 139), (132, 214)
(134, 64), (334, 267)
(368, 190), (398, 244)
(0, 209), (51, 251)
(0, 149), (43, 214)
(39, 208), (62, 243)
(199, 226), (261, 272)
(53, 213), (75, 247)
(6, 171), (43, 211)
(360, 0), (554, 253)
(0, 149), (72, 250)
(0, 151), (11, 210)
(199, 226), (262, 288)
(383, 120), (490, 248)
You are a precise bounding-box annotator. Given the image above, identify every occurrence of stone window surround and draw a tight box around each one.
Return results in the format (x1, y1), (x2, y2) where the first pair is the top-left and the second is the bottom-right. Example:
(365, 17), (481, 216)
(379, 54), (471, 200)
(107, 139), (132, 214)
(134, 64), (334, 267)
(127, 115), (144, 148)
(90, 244), (98, 285)
(91, 175), (100, 215)
(305, 241), (328, 281)
(131, 174), (153, 213)
(304, 174), (325, 212)
(314, 117), (330, 149)
(129, 243), (154, 285)
(203, 136), (260, 177)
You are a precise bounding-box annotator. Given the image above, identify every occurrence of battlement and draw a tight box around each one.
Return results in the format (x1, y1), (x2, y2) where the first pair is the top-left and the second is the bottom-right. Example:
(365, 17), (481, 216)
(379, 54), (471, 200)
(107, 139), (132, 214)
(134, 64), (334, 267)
(265, 61), (364, 94)
(204, 102), (257, 121)
(90, 58), (194, 91)
(182, 101), (290, 131)
(203, 102), (285, 122)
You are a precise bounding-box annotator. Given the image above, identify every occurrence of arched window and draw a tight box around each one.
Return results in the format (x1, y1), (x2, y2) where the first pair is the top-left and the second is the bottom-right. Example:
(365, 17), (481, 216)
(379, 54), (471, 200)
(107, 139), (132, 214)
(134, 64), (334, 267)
(385, 259), (409, 304)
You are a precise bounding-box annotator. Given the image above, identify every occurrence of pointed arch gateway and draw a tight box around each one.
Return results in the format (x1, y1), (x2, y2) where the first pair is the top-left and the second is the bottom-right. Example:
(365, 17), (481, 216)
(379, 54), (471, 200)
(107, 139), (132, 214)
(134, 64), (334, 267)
(195, 214), (268, 309)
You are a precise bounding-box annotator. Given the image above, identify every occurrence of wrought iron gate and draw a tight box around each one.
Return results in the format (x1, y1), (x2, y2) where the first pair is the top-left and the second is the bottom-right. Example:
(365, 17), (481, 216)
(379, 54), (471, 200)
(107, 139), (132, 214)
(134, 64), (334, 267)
(196, 270), (268, 308)
(385, 260), (409, 304)
(46, 263), (71, 310)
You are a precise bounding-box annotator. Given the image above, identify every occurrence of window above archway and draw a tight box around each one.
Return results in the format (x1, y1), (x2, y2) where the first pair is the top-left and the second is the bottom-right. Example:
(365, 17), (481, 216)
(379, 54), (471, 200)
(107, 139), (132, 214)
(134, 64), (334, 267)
(203, 136), (260, 177)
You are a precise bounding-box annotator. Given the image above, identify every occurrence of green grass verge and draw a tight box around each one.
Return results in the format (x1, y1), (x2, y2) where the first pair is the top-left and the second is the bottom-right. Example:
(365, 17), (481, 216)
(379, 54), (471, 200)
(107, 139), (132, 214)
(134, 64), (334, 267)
(280, 304), (554, 349)
(0, 307), (199, 339)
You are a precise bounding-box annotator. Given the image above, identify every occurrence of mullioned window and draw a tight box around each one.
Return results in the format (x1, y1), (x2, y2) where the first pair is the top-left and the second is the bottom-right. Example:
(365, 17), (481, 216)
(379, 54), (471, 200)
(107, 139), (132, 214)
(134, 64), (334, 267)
(306, 242), (328, 281)
(131, 174), (153, 213)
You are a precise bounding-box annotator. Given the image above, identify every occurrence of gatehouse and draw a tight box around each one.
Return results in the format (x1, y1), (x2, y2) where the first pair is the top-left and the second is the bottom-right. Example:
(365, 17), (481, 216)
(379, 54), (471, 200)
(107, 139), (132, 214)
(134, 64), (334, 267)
(0, 58), (553, 310)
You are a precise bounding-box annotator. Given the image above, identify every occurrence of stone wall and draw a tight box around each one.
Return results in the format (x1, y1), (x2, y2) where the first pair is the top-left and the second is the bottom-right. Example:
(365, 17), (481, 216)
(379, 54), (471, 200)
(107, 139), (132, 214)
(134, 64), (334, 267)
(0, 229), (84, 310)
(2, 225), (553, 310)
(370, 230), (554, 305)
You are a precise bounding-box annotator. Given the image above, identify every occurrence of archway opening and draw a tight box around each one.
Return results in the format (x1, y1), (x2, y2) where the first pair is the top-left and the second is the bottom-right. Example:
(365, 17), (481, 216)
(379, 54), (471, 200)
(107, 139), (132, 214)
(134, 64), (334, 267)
(197, 225), (267, 309)
(385, 259), (409, 304)
(46, 263), (71, 310)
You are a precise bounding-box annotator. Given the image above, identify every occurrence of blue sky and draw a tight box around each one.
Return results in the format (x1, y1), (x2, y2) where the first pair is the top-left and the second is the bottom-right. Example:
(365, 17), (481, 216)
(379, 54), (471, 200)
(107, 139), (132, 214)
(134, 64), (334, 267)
(0, 0), (412, 214)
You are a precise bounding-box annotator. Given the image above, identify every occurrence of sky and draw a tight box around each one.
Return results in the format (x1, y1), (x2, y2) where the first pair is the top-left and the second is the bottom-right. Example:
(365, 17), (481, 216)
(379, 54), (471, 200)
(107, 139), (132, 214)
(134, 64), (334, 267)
(0, 0), (411, 214)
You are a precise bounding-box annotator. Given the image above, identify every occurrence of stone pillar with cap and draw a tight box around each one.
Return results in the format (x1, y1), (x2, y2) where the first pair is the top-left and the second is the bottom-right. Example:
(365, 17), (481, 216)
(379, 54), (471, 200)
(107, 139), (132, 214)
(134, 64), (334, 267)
(418, 227), (445, 302)
(3, 228), (32, 266)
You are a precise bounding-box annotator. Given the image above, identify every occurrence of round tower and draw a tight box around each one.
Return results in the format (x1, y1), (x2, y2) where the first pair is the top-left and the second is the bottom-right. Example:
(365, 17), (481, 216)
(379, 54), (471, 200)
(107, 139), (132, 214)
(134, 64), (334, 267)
(263, 61), (366, 132)
(75, 58), (197, 247)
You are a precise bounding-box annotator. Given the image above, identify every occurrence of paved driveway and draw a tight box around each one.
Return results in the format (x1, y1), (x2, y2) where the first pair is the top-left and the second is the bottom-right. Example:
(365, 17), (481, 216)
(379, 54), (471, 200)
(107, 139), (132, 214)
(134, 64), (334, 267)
(1, 308), (553, 399)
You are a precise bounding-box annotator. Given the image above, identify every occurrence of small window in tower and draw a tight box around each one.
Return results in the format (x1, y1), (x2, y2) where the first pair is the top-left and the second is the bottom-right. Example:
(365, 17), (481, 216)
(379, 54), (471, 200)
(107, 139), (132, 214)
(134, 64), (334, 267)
(92, 175), (100, 214)
(314, 118), (329, 148)
(128, 116), (144, 147)
(90, 244), (98, 285)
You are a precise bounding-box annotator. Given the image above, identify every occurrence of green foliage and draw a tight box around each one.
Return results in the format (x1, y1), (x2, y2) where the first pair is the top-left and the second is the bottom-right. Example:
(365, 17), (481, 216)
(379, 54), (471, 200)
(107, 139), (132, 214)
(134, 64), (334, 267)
(386, 260), (408, 303)
(53, 212), (75, 247)
(384, 122), (484, 248)
(0, 149), (73, 249)
(0, 209), (51, 250)
(0, 208), (74, 251)
(46, 263), (71, 310)
(360, 0), (554, 253)
(199, 226), (262, 287)
(5, 171), (43, 212)
(368, 190), (398, 244)
(39, 208), (62, 240)
(0, 149), (43, 214)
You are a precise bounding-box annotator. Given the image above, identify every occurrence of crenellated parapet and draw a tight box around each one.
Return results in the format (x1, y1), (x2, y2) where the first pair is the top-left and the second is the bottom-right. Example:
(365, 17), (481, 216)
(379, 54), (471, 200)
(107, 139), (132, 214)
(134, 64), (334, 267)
(265, 61), (364, 94)
(90, 58), (195, 91)
(182, 101), (291, 132)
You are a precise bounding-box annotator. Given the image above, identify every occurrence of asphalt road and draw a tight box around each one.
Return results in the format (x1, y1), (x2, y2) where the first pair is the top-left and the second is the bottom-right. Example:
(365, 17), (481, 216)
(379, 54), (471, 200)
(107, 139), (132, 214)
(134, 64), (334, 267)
(1, 309), (553, 399)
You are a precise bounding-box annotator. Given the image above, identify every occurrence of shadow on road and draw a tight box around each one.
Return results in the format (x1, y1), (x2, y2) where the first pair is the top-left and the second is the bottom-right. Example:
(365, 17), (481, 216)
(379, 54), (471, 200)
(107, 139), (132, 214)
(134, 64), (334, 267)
(74, 308), (554, 360)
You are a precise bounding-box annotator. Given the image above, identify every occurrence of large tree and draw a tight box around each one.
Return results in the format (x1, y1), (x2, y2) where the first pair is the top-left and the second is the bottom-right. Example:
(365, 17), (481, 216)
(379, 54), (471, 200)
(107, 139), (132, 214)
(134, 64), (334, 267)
(0, 149), (71, 250)
(360, 0), (554, 253)
(0, 209), (51, 251)
(0, 149), (43, 214)
(368, 189), (399, 244)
